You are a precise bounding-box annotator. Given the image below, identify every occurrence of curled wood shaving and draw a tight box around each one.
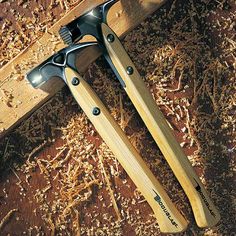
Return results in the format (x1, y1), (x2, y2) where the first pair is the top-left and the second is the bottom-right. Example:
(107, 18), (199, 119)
(27, 140), (48, 161)
(0, 209), (18, 232)
(183, 106), (195, 147)
(45, 213), (55, 236)
(10, 167), (25, 191)
(98, 150), (121, 221)
(37, 159), (50, 177)
(2, 138), (10, 162)
(73, 209), (81, 236)
(61, 179), (99, 217)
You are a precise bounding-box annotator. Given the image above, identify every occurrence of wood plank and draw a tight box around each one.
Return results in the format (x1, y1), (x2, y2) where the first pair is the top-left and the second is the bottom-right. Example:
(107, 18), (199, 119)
(0, 0), (166, 138)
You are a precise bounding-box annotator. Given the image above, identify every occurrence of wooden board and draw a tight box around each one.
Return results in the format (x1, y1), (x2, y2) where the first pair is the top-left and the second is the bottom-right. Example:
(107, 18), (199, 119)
(0, 0), (166, 139)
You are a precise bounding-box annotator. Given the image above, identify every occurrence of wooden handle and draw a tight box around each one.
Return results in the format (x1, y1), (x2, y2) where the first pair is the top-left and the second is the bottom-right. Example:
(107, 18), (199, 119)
(65, 67), (188, 233)
(101, 23), (220, 228)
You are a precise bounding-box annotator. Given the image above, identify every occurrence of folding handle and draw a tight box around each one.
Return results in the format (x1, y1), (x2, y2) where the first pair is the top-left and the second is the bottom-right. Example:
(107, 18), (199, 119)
(101, 22), (220, 228)
(65, 67), (188, 233)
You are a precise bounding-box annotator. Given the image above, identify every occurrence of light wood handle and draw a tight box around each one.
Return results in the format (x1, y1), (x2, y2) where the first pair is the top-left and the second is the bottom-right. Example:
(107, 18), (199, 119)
(65, 67), (188, 233)
(101, 23), (220, 228)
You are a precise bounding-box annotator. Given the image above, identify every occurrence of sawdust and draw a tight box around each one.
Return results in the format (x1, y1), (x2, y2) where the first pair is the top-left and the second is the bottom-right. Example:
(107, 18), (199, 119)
(0, 0), (83, 68)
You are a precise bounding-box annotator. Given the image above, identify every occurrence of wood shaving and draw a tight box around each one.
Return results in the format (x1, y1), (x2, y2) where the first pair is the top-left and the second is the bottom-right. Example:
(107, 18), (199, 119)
(0, 209), (18, 232)
(98, 150), (121, 221)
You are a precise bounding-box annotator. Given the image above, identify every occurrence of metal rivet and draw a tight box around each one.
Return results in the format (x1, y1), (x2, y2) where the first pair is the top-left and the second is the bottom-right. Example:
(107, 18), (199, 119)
(107, 34), (115, 43)
(72, 77), (80, 86)
(92, 107), (100, 116)
(126, 66), (134, 75)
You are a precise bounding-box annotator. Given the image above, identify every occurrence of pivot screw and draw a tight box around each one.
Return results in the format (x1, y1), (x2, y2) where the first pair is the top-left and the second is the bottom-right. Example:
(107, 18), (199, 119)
(92, 107), (101, 116)
(126, 66), (134, 75)
(107, 34), (115, 43)
(72, 77), (80, 86)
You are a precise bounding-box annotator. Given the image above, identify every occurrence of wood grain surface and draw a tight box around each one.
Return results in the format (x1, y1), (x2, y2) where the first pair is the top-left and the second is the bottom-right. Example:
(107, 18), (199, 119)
(65, 67), (188, 233)
(101, 22), (220, 227)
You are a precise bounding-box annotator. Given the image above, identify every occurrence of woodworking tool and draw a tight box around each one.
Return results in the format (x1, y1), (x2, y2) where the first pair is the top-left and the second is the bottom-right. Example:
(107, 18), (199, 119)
(59, 0), (220, 228)
(26, 43), (188, 233)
